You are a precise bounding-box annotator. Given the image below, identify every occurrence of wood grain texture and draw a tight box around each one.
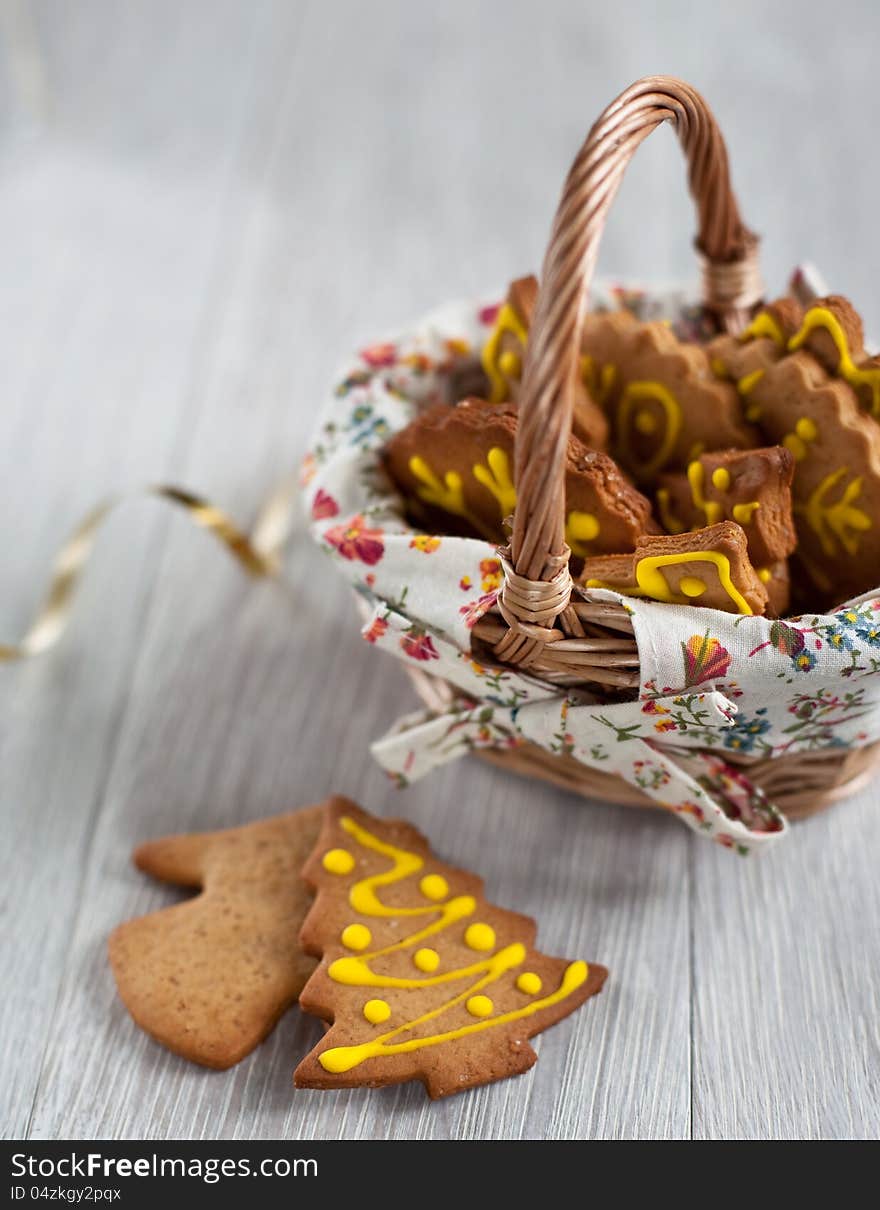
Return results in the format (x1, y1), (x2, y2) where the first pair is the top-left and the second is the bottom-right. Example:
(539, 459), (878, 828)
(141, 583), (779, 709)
(2, 0), (879, 1141)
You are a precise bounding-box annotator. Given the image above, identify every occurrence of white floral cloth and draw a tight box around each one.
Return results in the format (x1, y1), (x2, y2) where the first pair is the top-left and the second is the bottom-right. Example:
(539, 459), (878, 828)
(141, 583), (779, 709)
(303, 277), (880, 855)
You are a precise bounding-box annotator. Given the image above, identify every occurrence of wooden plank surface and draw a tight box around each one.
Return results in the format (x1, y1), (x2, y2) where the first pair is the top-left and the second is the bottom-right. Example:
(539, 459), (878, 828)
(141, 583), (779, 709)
(2, 0), (879, 1141)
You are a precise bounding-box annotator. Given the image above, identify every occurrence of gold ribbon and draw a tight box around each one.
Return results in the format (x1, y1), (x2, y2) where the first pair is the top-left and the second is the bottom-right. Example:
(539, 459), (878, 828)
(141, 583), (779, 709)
(0, 477), (300, 663)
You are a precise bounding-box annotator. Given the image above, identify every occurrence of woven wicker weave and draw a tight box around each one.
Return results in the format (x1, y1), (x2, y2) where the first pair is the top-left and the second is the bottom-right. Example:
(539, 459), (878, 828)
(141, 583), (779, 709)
(406, 75), (880, 818)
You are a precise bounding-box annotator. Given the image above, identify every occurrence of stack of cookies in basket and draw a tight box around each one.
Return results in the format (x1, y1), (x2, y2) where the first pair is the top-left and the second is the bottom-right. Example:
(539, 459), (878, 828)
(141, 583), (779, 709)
(384, 278), (880, 616)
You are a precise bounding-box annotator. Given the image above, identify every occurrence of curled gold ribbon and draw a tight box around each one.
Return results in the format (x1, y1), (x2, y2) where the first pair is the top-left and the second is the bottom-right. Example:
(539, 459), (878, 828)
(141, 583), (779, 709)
(0, 478), (299, 663)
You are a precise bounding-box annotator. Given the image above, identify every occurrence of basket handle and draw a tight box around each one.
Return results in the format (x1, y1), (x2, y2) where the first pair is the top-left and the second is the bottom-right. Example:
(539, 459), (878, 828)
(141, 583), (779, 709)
(493, 76), (762, 670)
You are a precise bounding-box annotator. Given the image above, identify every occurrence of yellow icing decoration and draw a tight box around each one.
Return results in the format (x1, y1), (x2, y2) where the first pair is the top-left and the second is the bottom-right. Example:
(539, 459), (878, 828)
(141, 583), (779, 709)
(341, 923), (372, 951)
(788, 305), (880, 417)
(363, 999), (391, 1025)
(732, 501), (760, 525)
(736, 369), (765, 396)
(588, 550), (754, 615)
(516, 972), (543, 995)
(414, 947), (440, 973)
(711, 467), (731, 491)
(782, 416), (819, 463)
(498, 349), (521, 380)
(745, 403), (762, 422)
(617, 382), (683, 477)
(655, 488), (685, 535)
(758, 567), (772, 583)
(409, 455), (468, 517)
(466, 995), (494, 1018)
(678, 576), (707, 598)
(419, 874), (449, 901)
(710, 357), (728, 379)
(472, 446), (516, 518)
(580, 355), (617, 404)
(741, 310), (785, 347)
(315, 815), (589, 1076)
(803, 467), (872, 556)
(635, 409), (658, 434)
(565, 510), (601, 558)
(482, 302), (529, 401)
(465, 922), (496, 952)
(319, 960), (588, 1074)
(687, 461), (722, 525)
(323, 848), (355, 875)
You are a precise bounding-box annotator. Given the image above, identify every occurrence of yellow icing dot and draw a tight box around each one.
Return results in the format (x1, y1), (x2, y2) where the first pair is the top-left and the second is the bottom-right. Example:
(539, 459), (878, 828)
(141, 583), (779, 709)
(322, 848), (355, 875)
(419, 874), (449, 901)
(678, 576), (707, 598)
(711, 467), (731, 491)
(464, 922), (496, 952)
(783, 434), (808, 462)
(732, 501), (761, 525)
(796, 416), (818, 441)
(363, 999), (391, 1025)
(635, 408), (658, 434)
(466, 995), (494, 1018)
(498, 349), (521, 379)
(710, 357), (728, 379)
(737, 368), (765, 396)
(341, 923), (372, 951)
(413, 947), (440, 973)
(745, 403), (762, 422)
(516, 972), (543, 995)
(758, 567), (772, 583)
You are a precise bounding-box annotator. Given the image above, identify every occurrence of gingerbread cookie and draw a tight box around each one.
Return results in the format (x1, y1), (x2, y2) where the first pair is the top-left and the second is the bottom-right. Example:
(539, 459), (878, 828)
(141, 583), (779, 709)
(788, 296), (880, 417)
(656, 447), (797, 570)
(384, 397), (657, 556)
(481, 275), (609, 448)
(581, 521), (769, 615)
(743, 324), (880, 601)
(706, 297), (804, 424)
(294, 798), (607, 1099)
(580, 309), (759, 483)
(109, 806), (323, 1069)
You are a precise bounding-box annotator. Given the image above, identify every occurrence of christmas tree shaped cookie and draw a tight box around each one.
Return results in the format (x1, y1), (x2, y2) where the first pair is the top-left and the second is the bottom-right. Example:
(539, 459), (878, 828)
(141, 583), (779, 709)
(295, 799), (607, 1098)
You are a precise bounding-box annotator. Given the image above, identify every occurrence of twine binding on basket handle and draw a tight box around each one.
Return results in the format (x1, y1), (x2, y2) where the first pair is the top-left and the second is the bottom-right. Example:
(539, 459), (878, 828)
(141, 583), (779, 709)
(493, 76), (763, 673)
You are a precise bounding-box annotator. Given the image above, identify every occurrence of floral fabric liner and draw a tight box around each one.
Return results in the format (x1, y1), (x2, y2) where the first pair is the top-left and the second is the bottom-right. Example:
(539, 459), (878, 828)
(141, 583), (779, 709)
(303, 273), (880, 855)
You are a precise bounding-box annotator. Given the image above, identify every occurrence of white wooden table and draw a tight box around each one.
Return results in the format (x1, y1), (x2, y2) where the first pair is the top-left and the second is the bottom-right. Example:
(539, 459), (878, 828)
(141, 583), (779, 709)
(2, 0), (879, 1141)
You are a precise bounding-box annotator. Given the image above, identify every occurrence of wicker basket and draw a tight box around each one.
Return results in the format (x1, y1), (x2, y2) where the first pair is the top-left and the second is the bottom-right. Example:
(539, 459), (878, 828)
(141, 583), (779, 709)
(400, 75), (880, 820)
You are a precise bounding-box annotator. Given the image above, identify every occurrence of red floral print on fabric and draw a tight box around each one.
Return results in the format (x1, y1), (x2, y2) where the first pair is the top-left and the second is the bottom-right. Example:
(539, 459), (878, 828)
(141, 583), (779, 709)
(324, 515), (384, 565)
(400, 631), (439, 661)
(311, 489), (339, 521)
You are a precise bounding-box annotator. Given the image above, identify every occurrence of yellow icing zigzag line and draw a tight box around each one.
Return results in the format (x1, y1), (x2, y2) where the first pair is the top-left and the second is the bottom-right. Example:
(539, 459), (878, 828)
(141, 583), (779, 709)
(319, 960), (588, 1074)
(788, 306), (880, 417)
(318, 816), (588, 1075)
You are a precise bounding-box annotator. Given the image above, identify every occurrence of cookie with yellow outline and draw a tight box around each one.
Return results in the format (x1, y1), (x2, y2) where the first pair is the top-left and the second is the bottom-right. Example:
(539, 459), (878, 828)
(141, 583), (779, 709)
(744, 331), (880, 601)
(383, 397), (657, 556)
(788, 296), (880, 417)
(109, 807), (323, 1069)
(580, 310), (759, 484)
(294, 798), (607, 1098)
(656, 446), (797, 570)
(580, 521), (769, 615)
(481, 274), (609, 448)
